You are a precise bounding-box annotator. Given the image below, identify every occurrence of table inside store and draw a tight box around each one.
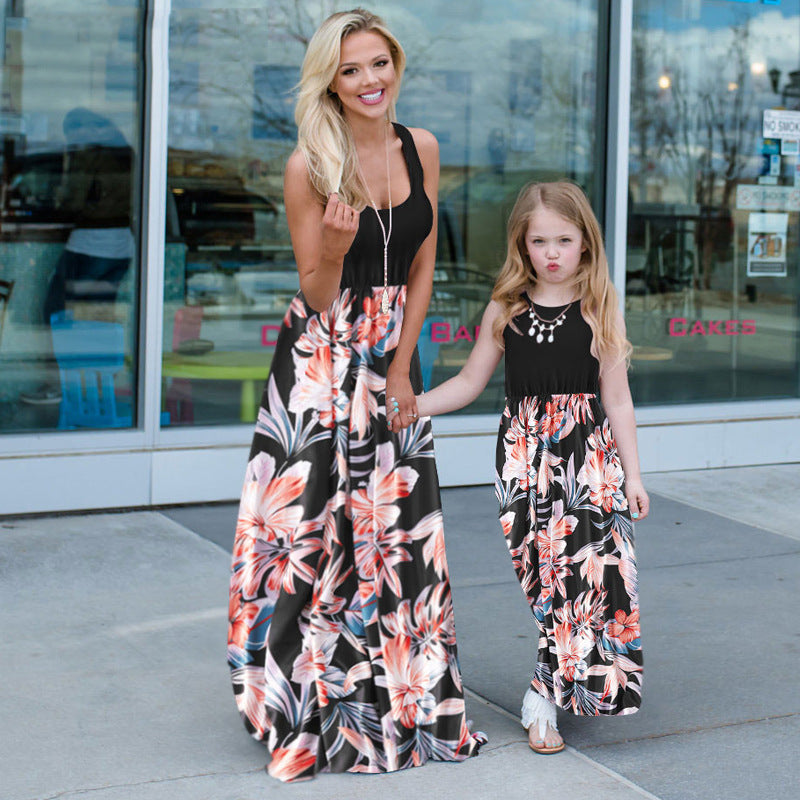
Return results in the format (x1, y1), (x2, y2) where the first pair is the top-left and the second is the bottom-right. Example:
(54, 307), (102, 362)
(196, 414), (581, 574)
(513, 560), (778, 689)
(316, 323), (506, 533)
(161, 349), (271, 423)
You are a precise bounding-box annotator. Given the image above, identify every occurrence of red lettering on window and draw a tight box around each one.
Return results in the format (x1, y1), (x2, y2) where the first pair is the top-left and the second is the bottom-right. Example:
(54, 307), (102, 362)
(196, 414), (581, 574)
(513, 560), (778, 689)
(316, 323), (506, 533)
(261, 325), (281, 346)
(741, 319), (757, 335)
(668, 317), (688, 337)
(706, 320), (722, 335)
(725, 320), (739, 335)
(454, 325), (473, 342)
(689, 320), (706, 336)
(431, 322), (450, 343)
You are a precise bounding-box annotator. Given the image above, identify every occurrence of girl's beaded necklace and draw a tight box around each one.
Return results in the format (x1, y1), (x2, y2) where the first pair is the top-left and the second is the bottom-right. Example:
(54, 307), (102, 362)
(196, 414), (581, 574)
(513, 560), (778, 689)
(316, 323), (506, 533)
(527, 297), (573, 343)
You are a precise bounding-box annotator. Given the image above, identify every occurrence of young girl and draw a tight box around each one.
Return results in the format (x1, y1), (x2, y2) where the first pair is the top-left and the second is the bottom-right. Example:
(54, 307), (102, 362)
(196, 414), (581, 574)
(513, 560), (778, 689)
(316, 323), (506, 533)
(398, 181), (648, 754)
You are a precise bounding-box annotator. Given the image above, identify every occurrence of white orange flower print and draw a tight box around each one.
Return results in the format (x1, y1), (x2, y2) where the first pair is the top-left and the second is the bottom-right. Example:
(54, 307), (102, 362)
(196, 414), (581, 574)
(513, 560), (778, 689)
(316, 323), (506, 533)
(377, 634), (445, 729)
(237, 455), (322, 596)
(229, 284), (481, 781)
(495, 393), (642, 717)
(577, 420), (627, 513)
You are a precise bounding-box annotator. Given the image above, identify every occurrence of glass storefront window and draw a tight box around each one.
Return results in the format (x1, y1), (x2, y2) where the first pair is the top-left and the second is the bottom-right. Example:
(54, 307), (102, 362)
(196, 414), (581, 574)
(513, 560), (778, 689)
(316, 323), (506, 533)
(627, 0), (800, 405)
(0, 0), (144, 433)
(162, 0), (605, 425)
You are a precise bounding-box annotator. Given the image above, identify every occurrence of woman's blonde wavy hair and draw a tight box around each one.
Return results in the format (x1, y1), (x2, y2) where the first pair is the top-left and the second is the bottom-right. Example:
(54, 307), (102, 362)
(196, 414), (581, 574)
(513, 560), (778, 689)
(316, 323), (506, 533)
(491, 181), (631, 370)
(295, 8), (406, 209)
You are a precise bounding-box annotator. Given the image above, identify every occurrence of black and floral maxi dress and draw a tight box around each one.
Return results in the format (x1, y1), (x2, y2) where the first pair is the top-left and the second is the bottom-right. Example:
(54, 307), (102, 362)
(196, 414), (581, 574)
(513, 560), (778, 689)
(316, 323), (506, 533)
(228, 123), (482, 781)
(496, 301), (643, 717)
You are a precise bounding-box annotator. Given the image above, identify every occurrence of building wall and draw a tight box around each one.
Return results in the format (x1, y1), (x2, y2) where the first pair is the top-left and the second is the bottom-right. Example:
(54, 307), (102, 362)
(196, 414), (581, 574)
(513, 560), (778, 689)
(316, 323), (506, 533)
(0, 0), (797, 516)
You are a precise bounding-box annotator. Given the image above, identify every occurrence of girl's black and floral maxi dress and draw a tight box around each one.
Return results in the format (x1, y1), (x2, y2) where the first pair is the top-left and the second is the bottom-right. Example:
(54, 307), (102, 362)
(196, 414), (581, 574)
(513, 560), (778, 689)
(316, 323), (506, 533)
(496, 300), (643, 717)
(228, 123), (482, 782)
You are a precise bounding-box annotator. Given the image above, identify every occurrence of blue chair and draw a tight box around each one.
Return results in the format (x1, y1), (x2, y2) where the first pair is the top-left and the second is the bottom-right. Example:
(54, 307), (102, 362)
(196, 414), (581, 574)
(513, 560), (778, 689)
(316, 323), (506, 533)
(50, 310), (133, 429)
(417, 316), (445, 392)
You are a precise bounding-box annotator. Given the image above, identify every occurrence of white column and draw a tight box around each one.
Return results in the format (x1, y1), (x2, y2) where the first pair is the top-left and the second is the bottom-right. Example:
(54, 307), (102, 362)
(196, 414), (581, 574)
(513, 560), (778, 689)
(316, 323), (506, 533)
(606, 0), (633, 308)
(141, 0), (171, 451)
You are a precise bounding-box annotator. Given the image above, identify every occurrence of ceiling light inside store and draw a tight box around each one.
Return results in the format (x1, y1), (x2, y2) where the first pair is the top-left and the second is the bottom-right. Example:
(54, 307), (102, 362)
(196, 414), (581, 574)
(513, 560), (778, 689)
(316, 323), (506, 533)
(751, 61), (767, 76)
(728, 82), (739, 91)
(658, 74), (671, 90)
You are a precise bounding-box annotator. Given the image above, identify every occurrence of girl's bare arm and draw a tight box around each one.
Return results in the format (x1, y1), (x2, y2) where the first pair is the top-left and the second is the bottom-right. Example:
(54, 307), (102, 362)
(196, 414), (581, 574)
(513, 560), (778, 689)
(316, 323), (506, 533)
(599, 313), (650, 520)
(416, 301), (504, 417)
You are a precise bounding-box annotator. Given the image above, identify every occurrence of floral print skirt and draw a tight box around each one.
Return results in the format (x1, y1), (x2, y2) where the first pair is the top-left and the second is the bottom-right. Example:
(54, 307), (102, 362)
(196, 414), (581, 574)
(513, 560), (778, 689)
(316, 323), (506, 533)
(495, 393), (643, 716)
(228, 286), (481, 781)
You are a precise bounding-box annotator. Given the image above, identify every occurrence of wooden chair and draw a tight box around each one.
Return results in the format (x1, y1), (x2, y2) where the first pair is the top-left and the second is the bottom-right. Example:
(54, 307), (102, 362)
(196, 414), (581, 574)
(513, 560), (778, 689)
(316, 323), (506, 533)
(164, 305), (204, 423)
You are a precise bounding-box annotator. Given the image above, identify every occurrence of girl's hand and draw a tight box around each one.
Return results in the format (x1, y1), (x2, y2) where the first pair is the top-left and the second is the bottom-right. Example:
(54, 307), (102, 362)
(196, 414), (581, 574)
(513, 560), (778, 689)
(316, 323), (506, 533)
(321, 193), (360, 260)
(626, 478), (650, 521)
(385, 368), (418, 434)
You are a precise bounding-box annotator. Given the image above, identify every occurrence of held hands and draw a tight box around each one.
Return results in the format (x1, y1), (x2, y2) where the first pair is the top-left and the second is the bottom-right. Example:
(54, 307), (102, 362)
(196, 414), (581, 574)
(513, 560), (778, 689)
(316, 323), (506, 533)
(322, 193), (360, 260)
(385, 369), (419, 434)
(626, 478), (650, 521)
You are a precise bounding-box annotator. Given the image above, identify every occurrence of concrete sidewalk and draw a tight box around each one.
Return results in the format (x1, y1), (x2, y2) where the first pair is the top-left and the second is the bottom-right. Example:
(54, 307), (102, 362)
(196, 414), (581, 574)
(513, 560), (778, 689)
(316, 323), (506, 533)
(2, 464), (799, 800)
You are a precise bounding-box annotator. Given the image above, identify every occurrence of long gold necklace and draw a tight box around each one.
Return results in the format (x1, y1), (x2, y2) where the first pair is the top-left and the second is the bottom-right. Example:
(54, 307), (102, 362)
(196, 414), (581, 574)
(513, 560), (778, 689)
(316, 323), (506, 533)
(358, 123), (393, 314)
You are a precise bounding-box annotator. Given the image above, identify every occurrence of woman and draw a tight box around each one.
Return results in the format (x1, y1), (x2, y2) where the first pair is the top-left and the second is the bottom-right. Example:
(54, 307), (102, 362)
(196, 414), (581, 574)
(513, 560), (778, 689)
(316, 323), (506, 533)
(227, 8), (483, 782)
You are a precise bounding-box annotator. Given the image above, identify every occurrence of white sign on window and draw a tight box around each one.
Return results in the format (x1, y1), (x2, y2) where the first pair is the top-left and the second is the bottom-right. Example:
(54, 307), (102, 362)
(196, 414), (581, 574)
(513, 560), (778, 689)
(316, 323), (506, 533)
(736, 185), (800, 211)
(763, 109), (800, 140)
(747, 213), (788, 277)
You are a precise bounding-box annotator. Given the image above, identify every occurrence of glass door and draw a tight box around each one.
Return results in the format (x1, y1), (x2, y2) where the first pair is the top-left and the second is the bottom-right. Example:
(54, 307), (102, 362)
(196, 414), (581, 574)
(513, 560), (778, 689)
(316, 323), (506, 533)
(627, 0), (800, 405)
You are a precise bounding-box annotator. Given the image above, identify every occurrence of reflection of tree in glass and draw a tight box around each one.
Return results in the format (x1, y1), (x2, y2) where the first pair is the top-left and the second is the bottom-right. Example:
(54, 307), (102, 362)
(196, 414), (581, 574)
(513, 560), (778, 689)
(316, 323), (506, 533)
(632, 18), (761, 289)
(169, 3), (444, 150)
(168, 4), (318, 150)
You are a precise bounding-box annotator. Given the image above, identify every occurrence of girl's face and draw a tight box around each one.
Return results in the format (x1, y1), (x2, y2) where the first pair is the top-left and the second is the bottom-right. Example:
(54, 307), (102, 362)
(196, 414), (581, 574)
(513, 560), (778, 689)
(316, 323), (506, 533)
(524, 206), (586, 290)
(330, 31), (397, 123)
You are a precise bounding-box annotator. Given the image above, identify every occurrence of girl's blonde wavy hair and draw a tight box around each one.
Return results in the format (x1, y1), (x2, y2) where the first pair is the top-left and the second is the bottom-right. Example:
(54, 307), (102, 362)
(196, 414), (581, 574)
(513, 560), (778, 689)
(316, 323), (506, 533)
(295, 8), (406, 209)
(491, 181), (631, 370)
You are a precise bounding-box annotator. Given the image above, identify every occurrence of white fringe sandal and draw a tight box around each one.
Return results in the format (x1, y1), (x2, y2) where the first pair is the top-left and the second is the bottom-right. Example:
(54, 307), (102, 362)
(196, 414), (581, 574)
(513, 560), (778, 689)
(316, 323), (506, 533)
(521, 688), (565, 754)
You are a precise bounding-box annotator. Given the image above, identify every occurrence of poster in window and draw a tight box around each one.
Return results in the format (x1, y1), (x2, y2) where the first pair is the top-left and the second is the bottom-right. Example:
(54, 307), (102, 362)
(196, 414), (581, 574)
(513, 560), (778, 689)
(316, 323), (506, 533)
(747, 212), (788, 277)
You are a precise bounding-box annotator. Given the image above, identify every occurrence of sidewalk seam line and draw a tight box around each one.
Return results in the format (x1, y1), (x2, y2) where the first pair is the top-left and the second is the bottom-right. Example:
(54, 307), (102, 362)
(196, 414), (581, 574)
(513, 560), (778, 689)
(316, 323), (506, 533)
(33, 767), (265, 800)
(639, 547), (800, 572)
(581, 710), (800, 748)
(463, 688), (665, 800)
(648, 489), (800, 543)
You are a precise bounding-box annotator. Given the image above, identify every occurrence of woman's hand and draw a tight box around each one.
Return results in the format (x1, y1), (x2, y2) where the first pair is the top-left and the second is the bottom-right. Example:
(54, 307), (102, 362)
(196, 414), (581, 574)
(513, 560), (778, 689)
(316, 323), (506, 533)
(385, 367), (418, 434)
(321, 193), (360, 260)
(625, 478), (650, 521)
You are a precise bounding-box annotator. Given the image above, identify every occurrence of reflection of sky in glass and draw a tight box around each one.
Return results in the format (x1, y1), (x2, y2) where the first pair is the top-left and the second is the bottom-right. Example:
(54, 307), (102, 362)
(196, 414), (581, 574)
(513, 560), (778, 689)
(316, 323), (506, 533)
(637, 0), (799, 30)
(637, 0), (799, 31)
(3, 3), (142, 149)
(166, 0), (601, 177)
(635, 0), (800, 88)
(630, 0), (800, 202)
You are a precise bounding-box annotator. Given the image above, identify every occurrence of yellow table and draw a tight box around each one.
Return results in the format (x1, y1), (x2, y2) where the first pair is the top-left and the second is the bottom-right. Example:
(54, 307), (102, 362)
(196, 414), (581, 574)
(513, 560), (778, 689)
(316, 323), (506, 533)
(631, 345), (674, 362)
(162, 350), (272, 422)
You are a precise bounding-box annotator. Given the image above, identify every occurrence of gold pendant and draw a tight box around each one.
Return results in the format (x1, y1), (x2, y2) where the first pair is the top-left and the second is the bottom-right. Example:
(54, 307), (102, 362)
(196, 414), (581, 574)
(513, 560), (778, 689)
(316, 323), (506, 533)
(381, 288), (389, 314)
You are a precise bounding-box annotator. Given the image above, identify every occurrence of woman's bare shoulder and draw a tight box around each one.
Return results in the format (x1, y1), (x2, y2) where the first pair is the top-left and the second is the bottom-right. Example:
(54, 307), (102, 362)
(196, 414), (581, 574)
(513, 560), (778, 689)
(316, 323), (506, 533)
(284, 149), (310, 182)
(405, 127), (439, 159)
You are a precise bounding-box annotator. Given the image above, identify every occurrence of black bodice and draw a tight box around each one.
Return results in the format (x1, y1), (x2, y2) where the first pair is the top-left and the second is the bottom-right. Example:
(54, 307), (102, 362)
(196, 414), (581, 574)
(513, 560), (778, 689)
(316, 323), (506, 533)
(503, 299), (600, 398)
(340, 123), (433, 290)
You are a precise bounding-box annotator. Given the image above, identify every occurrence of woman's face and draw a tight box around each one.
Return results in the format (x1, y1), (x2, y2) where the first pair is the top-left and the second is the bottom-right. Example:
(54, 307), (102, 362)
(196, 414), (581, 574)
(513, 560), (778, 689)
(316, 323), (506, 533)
(330, 30), (396, 123)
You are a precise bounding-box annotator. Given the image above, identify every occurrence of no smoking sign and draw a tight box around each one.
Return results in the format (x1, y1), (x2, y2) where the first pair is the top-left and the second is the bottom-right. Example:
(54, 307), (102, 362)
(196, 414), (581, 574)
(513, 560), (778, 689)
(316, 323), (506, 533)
(763, 109), (800, 140)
